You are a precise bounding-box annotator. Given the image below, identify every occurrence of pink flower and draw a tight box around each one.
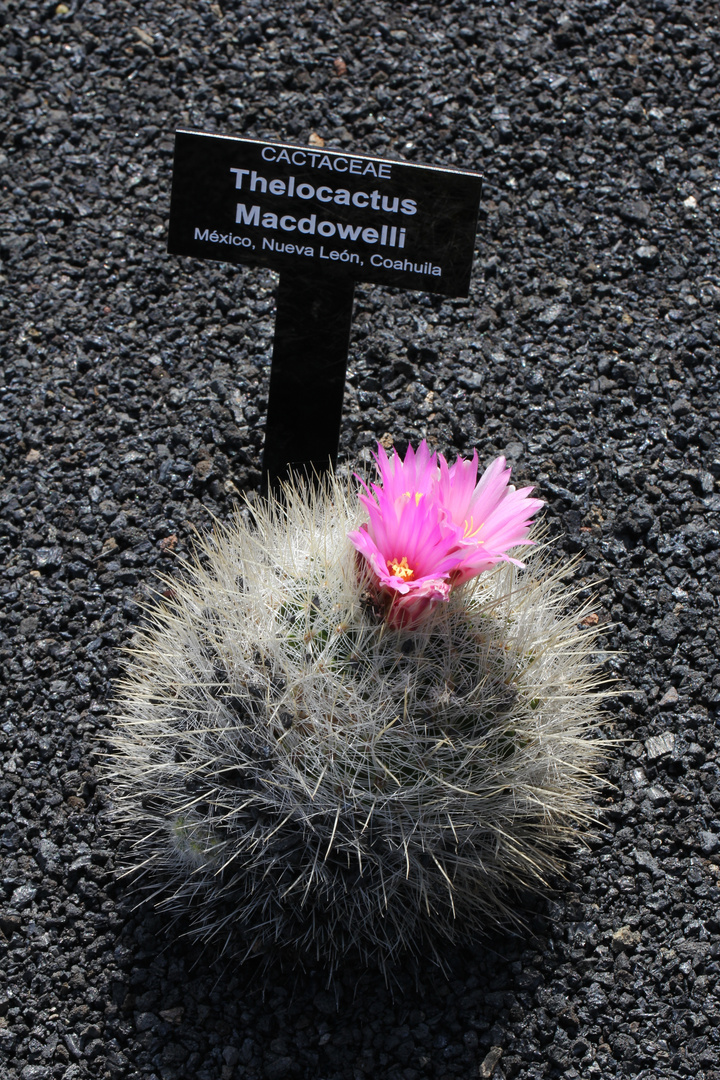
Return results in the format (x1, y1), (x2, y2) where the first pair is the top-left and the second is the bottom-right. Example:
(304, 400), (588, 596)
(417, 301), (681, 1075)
(348, 442), (464, 626)
(348, 441), (543, 627)
(437, 451), (545, 585)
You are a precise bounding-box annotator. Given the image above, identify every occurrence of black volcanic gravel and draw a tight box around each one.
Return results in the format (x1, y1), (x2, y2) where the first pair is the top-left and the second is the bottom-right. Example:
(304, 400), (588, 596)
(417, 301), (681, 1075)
(2, 1), (720, 1078)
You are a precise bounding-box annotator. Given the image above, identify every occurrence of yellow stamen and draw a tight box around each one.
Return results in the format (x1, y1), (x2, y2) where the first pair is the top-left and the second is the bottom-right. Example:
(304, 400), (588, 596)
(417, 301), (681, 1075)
(463, 516), (484, 539)
(388, 556), (414, 582)
(402, 491), (424, 506)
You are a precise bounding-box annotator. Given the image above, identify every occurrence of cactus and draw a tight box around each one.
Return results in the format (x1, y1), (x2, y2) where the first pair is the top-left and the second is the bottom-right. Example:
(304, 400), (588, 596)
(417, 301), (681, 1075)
(107, 471), (606, 974)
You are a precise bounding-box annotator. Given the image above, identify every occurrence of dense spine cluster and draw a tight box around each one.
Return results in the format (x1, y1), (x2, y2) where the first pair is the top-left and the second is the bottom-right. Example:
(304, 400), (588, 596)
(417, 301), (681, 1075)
(108, 476), (606, 973)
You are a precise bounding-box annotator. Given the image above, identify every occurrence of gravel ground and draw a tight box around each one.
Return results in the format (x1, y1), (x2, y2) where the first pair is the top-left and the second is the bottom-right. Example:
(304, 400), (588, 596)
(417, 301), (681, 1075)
(2, 1), (720, 1078)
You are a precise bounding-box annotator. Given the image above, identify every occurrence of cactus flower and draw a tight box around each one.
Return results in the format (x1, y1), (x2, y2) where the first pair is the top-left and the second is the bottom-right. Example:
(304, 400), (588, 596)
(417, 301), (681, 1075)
(438, 451), (545, 585)
(348, 443), (465, 625)
(349, 441), (543, 625)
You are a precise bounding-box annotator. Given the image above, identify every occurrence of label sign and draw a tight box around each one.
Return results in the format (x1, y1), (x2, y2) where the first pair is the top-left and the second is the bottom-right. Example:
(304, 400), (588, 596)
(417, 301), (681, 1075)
(168, 131), (482, 297)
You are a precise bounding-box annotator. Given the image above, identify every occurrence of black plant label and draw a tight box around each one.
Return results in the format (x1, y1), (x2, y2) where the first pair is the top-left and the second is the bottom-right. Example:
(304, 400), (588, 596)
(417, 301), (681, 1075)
(168, 130), (482, 297)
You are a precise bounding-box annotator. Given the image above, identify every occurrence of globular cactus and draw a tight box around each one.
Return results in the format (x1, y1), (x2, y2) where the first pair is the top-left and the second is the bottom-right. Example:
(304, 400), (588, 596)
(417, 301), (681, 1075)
(108, 468), (606, 975)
